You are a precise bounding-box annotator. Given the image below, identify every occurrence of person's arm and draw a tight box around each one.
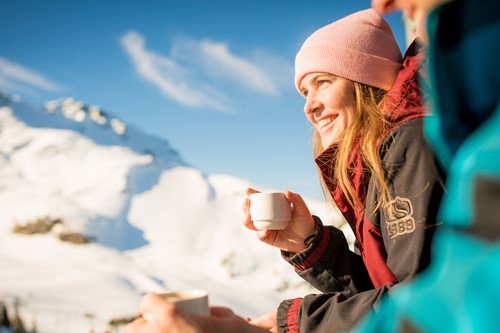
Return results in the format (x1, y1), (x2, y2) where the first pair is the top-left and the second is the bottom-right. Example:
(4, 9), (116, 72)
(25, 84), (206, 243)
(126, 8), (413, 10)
(379, 118), (445, 282)
(281, 216), (373, 295)
(276, 218), (383, 333)
(244, 186), (372, 295)
(276, 119), (445, 333)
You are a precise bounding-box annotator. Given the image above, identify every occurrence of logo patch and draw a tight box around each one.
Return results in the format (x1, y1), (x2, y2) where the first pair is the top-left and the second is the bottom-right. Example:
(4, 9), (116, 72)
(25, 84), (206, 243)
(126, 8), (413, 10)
(384, 196), (416, 239)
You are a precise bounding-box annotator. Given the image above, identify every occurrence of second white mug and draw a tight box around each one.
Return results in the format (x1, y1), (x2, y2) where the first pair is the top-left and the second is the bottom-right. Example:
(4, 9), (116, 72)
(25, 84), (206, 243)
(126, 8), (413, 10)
(159, 290), (209, 316)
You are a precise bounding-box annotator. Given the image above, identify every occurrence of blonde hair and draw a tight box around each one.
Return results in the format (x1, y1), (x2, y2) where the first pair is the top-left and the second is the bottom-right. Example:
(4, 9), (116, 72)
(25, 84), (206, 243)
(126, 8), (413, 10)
(314, 81), (391, 213)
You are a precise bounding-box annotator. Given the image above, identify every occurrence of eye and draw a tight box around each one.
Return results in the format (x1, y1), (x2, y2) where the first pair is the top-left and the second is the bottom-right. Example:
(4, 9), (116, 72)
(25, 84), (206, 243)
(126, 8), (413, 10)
(301, 89), (309, 98)
(317, 79), (330, 87)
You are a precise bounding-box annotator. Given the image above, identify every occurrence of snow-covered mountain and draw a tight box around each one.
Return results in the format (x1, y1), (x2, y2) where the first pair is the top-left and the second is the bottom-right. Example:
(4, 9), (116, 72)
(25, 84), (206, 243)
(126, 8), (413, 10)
(0, 92), (349, 333)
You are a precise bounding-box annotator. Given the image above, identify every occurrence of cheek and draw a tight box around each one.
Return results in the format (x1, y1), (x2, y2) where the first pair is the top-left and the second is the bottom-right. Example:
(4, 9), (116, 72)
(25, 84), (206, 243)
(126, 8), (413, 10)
(345, 106), (356, 127)
(328, 84), (355, 109)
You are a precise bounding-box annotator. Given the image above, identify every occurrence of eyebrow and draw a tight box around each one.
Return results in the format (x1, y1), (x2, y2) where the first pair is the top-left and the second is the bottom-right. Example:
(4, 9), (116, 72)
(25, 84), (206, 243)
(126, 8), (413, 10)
(302, 73), (338, 82)
(303, 74), (323, 86)
(301, 73), (336, 88)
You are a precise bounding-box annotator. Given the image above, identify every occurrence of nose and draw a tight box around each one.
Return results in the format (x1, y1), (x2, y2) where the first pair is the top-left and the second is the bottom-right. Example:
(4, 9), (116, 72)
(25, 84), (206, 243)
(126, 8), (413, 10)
(303, 94), (322, 115)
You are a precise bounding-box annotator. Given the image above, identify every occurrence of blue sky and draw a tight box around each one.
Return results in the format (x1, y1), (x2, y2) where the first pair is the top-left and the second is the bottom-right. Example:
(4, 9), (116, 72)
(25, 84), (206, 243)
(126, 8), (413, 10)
(0, 0), (406, 199)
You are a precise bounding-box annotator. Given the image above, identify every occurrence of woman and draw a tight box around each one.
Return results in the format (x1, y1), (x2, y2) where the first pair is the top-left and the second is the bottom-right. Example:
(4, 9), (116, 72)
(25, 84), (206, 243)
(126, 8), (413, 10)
(243, 8), (445, 333)
(125, 8), (445, 333)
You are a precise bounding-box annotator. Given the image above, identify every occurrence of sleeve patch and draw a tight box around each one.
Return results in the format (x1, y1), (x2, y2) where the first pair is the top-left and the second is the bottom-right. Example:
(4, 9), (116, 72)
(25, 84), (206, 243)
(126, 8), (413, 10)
(384, 196), (416, 239)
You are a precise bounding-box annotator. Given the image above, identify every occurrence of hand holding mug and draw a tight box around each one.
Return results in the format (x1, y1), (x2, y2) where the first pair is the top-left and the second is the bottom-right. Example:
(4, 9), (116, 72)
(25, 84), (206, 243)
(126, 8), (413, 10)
(249, 192), (292, 230)
(124, 292), (204, 333)
(243, 188), (316, 253)
(124, 292), (269, 333)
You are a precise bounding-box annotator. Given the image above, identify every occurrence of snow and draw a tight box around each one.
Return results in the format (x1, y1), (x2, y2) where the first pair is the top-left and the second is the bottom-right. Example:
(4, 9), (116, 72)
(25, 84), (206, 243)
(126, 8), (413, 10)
(0, 94), (351, 333)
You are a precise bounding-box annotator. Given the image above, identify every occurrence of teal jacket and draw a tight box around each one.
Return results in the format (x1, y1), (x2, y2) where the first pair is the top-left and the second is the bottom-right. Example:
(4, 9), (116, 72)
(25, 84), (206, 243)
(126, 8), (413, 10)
(424, 0), (500, 231)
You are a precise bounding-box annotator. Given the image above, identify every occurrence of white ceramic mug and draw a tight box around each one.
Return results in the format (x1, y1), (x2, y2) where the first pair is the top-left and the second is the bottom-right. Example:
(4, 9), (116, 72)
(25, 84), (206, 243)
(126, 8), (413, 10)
(158, 290), (209, 316)
(249, 192), (292, 230)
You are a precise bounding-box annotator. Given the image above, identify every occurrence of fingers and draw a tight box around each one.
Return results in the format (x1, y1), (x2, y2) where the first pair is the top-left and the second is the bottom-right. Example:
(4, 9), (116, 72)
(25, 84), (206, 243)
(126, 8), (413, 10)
(371, 0), (396, 14)
(124, 294), (163, 333)
(243, 188), (260, 231)
(284, 190), (312, 217)
(248, 309), (278, 330)
(284, 190), (302, 208)
(256, 229), (278, 244)
(244, 188), (313, 250)
(245, 187), (259, 195)
(209, 306), (236, 318)
(283, 191), (316, 241)
(122, 318), (142, 333)
(242, 198), (258, 231)
(139, 293), (171, 316)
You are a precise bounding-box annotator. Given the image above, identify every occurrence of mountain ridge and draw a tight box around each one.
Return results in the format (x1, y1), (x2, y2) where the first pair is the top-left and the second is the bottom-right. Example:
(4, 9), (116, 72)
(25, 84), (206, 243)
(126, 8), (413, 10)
(0, 91), (348, 333)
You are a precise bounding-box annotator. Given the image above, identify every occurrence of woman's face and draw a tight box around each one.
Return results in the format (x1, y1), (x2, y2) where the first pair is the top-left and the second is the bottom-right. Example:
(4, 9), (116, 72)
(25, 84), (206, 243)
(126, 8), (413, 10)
(299, 73), (356, 149)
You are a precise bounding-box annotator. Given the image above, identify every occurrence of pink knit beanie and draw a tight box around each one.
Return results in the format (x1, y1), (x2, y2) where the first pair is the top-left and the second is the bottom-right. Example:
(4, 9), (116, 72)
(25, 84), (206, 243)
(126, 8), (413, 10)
(295, 9), (402, 91)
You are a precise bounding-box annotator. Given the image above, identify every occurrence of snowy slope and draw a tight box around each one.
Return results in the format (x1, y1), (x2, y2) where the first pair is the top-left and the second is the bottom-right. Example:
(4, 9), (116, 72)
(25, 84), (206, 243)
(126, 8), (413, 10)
(0, 94), (349, 333)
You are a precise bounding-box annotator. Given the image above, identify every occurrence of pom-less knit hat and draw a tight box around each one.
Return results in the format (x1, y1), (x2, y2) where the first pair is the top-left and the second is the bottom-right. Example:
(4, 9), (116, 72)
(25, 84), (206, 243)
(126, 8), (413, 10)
(295, 9), (402, 91)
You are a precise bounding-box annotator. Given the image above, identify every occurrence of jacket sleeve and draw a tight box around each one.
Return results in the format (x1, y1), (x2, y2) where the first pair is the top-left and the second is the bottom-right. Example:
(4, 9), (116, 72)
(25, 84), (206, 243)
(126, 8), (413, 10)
(281, 216), (373, 295)
(378, 118), (445, 282)
(277, 119), (445, 333)
(277, 220), (386, 333)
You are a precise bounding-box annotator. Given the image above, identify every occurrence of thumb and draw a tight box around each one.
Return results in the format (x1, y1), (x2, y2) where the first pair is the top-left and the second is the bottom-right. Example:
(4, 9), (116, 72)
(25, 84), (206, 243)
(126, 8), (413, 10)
(284, 190), (311, 216)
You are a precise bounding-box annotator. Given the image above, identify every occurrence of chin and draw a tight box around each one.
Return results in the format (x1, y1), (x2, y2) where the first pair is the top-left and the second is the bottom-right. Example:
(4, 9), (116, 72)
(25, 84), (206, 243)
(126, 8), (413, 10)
(321, 137), (339, 150)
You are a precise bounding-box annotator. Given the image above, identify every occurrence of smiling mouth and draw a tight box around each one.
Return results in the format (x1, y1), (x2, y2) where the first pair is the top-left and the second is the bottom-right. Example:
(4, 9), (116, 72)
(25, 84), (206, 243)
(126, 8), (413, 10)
(317, 116), (336, 128)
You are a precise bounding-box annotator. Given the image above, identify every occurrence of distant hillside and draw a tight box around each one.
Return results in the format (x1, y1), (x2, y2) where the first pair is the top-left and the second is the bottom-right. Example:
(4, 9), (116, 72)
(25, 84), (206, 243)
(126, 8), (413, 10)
(0, 92), (348, 333)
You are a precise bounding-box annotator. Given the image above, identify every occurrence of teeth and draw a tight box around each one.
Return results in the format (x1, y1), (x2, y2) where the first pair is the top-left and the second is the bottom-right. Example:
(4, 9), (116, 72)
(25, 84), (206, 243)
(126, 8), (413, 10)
(318, 117), (334, 127)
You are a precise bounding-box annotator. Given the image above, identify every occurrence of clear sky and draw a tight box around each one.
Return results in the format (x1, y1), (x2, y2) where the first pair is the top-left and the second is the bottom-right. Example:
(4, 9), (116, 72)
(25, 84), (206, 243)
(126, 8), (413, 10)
(0, 0), (406, 199)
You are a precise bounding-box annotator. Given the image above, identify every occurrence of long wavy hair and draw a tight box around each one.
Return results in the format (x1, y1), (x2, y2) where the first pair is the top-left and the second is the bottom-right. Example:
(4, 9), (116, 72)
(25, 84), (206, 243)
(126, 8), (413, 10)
(313, 81), (391, 213)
